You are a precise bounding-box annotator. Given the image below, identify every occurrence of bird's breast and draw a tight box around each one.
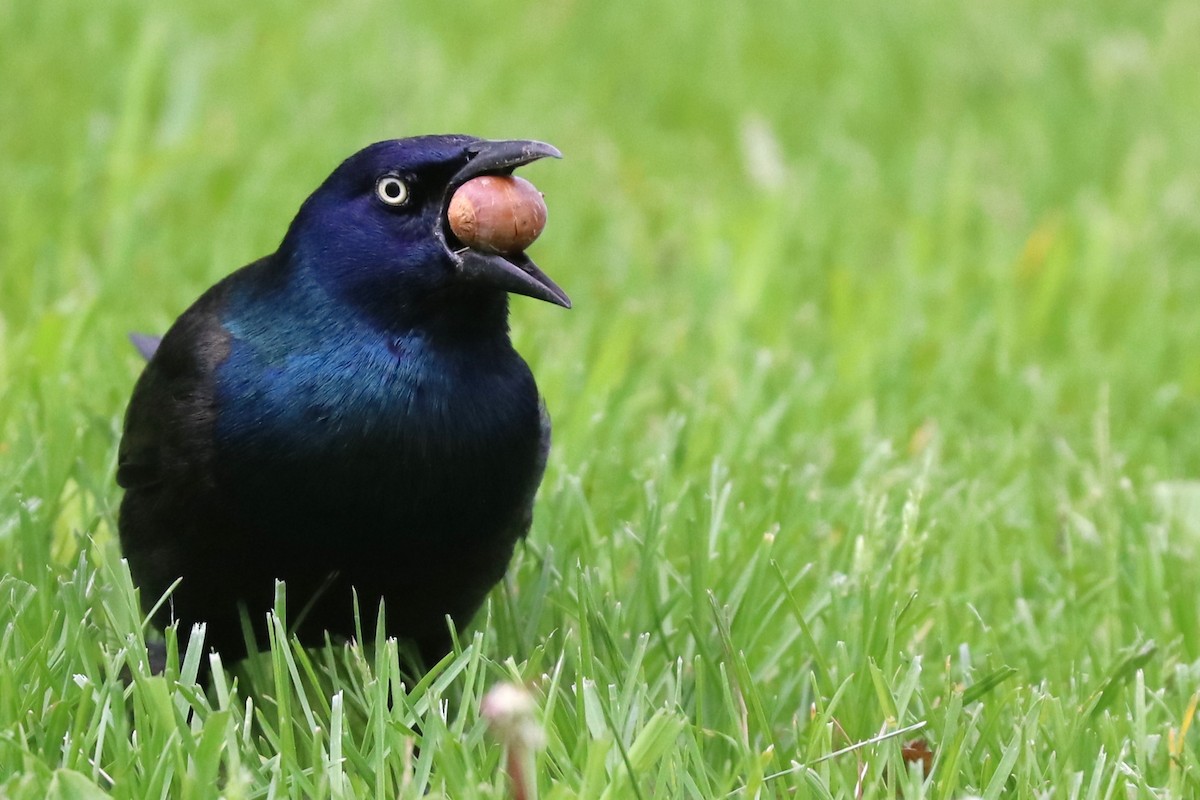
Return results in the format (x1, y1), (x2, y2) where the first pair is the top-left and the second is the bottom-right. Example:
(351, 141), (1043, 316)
(209, 327), (542, 540)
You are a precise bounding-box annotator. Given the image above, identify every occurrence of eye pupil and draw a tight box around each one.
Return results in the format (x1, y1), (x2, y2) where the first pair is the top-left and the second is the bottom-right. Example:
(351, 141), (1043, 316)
(385, 182), (400, 198)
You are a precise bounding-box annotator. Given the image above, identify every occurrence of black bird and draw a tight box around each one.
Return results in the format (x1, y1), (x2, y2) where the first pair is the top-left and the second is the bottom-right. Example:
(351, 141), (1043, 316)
(116, 136), (569, 667)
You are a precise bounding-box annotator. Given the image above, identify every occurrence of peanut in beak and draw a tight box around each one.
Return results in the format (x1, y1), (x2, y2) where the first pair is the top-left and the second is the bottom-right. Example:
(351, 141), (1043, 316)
(447, 175), (547, 255)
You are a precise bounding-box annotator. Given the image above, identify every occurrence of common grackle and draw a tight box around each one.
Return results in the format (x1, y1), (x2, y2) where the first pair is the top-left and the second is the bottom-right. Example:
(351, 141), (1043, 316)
(116, 136), (569, 668)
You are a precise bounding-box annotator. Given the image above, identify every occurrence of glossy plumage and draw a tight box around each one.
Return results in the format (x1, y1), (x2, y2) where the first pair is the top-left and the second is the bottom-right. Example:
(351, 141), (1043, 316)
(117, 136), (569, 666)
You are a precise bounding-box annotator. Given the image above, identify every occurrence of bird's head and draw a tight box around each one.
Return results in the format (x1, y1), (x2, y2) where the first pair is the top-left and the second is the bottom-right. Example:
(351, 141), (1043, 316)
(282, 135), (570, 330)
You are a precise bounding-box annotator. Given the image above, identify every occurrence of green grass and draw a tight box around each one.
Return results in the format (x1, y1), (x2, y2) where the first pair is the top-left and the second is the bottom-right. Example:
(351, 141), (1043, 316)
(3, 0), (1200, 796)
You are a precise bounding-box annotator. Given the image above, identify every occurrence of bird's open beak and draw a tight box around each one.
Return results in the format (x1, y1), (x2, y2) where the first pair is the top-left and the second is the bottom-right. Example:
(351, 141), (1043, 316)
(444, 139), (571, 309)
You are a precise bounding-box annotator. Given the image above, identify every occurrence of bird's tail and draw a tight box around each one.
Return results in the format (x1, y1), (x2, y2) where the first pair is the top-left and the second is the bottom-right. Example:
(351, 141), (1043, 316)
(128, 333), (162, 361)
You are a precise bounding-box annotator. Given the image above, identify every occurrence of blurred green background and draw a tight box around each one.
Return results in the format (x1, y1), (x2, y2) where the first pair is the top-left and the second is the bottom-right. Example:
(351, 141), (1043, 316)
(5, 0), (1200, 461)
(3, 0), (1200, 796)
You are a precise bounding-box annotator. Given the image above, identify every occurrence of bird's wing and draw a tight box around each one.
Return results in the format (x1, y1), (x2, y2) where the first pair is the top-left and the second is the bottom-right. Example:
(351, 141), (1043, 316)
(117, 257), (280, 492)
(116, 292), (233, 492)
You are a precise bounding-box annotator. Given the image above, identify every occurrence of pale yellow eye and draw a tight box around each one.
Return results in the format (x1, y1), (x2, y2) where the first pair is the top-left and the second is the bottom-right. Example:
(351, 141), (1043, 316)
(376, 176), (409, 206)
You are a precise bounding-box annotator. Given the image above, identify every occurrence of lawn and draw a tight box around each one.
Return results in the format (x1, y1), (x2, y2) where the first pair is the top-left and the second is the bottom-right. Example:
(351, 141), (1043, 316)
(3, 0), (1200, 796)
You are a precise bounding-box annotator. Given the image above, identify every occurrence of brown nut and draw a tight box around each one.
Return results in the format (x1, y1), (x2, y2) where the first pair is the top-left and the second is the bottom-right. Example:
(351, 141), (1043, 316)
(447, 175), (547, 255)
